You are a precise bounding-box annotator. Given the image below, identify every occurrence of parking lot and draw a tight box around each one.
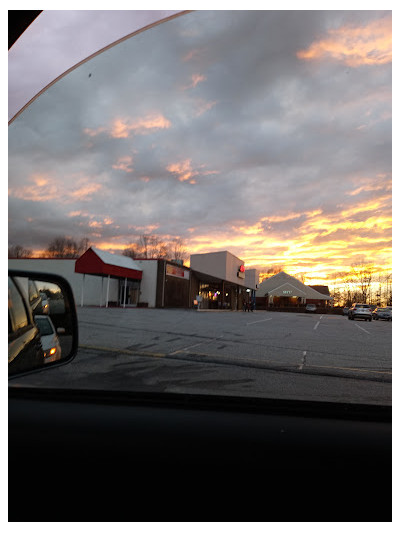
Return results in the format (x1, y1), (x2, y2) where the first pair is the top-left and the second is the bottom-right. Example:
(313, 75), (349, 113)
(78, 307), (392, 379)
(13, 307), (391, 405)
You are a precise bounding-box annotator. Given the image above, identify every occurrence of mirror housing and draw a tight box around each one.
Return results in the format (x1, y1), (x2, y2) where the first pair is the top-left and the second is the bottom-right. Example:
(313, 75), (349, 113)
(8, 270), (79, 378)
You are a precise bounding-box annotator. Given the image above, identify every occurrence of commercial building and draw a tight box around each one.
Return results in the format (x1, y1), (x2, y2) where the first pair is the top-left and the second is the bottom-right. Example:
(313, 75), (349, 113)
(9, 248), (257, 311)
(190, 251), (258, 310)
(256, 271), (333, 309)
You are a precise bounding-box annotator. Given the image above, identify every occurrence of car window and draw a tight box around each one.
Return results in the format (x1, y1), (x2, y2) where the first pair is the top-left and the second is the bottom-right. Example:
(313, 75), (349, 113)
(8, 10), (392, 406)
(35, 317), (53, 336)
(8, 278), (29, 333)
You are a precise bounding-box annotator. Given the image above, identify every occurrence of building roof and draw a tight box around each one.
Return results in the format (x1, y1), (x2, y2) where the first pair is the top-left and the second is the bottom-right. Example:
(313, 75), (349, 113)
(75, 247), (142, 280)
(309, 285), (331, 296)
(258, 271), (333, 300)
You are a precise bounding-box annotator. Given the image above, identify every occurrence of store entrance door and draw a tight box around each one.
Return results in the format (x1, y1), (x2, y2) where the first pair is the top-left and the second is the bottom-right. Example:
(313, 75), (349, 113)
(119, 279), (140, 306)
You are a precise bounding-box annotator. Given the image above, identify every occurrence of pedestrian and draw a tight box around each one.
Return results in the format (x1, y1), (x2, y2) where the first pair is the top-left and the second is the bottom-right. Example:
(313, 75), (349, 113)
(243, 300), (247, 312)
(247, 300), (250, 312)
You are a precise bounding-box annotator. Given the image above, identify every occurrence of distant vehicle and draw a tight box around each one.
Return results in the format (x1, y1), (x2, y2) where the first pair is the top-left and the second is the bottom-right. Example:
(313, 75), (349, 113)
(34, 315), (62, 363)
(305, 304), (317, 313)
(40, 292), (50, 314)
(343, 307), (349, 315)
(348, 303), (372, 321)
(372, 307), (392, 321)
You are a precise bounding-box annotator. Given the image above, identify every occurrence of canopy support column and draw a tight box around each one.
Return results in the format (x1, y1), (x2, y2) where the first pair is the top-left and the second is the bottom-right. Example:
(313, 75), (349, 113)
(106, 275), (110, 308)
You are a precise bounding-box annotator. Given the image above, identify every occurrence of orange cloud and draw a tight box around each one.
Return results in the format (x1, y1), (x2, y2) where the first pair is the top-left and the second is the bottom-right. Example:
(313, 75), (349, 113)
(112, 156), (134, 173)
(110, 114), (171, 138)
(8, 174), (58, 202)
(193, 98), (217, 116)
(182, 73), (206, 90)
(186, 195), (391, 286)
(167, 159), (197, 183)
(9, 175), (102, 203)
(297, 16), (391, 67)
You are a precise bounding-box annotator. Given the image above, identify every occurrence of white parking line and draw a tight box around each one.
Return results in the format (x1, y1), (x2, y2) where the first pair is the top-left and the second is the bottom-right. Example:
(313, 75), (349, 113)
(169, 334), (224, 355)
(354, 323), (371, 335)
(298, 351), (307, 370)
(313, 321), (320, 330)
(247, 318), (273, 325)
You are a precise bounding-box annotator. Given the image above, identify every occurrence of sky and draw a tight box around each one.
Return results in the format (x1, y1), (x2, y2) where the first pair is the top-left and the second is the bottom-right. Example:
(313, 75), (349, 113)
(8, 8), (393, 286)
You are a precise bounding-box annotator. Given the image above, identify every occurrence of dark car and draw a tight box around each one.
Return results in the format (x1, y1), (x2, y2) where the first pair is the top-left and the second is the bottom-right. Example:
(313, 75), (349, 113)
(8, 275), (44, 375)
(343, 307), (349, 315)
(372, 307), (392, 321)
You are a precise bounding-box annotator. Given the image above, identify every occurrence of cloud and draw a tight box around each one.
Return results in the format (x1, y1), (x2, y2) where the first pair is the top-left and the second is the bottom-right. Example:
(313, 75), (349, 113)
(8, 10), (392, 285)
(297, 16), (392, 67)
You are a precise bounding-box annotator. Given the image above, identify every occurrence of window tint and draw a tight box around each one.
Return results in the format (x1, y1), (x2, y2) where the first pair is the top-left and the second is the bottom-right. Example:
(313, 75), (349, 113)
(35, 317), (53, 336)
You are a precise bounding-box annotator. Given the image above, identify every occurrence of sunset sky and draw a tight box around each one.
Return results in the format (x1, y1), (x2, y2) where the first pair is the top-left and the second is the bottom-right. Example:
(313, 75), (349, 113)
(8, 9), (392, 286)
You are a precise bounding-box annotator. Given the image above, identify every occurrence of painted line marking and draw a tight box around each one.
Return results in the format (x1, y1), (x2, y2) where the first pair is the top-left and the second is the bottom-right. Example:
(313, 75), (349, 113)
(313, 321), (320, 330)
(169, 335), (224, 356)
(80, 344), (391, 376)
(247, 318), (273, 325)
(354, 323), (371, 335)
(79, 344), (166, 357)
(298, 351), (307, 370)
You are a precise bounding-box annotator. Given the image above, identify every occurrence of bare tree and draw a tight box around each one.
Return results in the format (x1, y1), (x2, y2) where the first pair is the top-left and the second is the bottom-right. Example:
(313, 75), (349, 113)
(138, 235), (168, 259)
(259, 265), (285, 283)
(124, 234), (186, 260)
(350, 262), (375, 304)
(122, 243), (139, 259)
(45, 236), (91, 258)
(8, 244), (33, 258)
(169, 237), (188, 263)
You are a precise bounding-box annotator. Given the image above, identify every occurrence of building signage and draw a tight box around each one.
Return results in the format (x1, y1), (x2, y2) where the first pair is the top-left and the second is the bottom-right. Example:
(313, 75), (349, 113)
(237, 264), (245, 279)
(166, 263), (190, 280)
(282, 290), (292, 295)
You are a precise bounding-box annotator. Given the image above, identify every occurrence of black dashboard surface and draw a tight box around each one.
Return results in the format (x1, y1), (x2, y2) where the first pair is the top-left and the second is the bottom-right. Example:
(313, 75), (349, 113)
(9, 387), (392, 521)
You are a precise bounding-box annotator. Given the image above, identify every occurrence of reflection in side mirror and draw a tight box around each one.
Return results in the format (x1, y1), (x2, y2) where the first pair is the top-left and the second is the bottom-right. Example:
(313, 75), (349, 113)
(8, 270), (78, 378)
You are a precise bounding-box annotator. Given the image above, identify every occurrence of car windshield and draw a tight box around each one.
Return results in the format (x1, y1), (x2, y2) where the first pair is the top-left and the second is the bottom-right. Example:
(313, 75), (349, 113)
(8, 10), (392, 406)
(35, 317), (54, 336)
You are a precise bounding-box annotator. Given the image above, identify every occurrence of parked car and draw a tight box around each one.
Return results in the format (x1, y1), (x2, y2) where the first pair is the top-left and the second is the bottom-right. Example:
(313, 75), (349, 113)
(372, 307), (392, 321)
(34, 314), (62, 362)
(348, 303), (373, 321)
(40, 291), (50, 314)
(343, 307), (349, 315)
(305, 304), (317, 313)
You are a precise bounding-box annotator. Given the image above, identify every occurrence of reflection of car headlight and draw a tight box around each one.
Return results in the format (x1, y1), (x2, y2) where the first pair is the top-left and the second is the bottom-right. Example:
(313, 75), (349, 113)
(44, 347), (57, 358)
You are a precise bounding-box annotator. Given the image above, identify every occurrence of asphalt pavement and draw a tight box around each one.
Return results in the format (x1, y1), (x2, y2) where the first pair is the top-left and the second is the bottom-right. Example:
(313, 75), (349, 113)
(11, 307), (392, 405)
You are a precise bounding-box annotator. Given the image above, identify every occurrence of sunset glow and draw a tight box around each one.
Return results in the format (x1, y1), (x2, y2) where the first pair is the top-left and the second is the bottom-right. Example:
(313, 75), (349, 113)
(8, 11), (391, 291)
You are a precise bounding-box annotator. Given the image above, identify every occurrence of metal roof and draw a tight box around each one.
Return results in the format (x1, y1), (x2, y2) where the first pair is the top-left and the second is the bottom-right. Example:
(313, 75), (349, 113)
(258, 271), (333, 300)
(75, 247), (142, 280)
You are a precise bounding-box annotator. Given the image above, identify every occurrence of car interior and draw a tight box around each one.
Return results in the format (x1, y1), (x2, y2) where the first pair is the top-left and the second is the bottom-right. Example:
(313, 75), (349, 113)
(8, 10), (392, 523)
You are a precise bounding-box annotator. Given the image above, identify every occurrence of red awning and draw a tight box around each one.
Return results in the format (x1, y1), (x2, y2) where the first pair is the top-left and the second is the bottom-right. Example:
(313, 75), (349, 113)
(75, 247), (142, 280)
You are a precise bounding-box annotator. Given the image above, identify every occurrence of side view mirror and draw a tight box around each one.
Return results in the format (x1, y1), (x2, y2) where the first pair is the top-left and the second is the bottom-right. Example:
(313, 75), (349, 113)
(8, 270), (79, 378)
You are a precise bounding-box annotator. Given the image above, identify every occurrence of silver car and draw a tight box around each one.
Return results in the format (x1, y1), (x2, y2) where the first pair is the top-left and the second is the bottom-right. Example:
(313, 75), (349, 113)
(34, 315), (62, 363)
(348, 303), (372, 321)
